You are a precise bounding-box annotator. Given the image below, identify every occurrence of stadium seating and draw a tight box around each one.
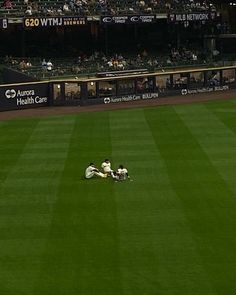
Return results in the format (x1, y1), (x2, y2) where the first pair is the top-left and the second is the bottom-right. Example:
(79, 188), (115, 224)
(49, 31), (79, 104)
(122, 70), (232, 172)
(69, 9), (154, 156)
(0, 0), (215, 17)
(4, 51), (234, 80)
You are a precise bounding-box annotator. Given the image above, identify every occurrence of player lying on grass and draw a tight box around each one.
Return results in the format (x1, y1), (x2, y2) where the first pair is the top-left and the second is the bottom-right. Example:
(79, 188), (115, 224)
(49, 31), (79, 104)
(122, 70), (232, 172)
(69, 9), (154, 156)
(111, 165), (130, 181)
(101, 159), (113, 176)
(85, 163), (107, 179)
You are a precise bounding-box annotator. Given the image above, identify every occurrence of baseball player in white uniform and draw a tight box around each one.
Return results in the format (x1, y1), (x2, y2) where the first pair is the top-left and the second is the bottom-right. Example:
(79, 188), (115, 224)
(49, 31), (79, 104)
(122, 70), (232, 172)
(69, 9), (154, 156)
(101, 159), (113, 176)
(85, 163), (107, 179)
(111, 164), (129, 181)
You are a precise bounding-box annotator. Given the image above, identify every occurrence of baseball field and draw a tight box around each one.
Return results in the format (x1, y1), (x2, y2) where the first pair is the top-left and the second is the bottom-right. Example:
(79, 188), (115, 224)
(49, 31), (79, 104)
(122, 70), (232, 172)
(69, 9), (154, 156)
(1, 99), (236, 294)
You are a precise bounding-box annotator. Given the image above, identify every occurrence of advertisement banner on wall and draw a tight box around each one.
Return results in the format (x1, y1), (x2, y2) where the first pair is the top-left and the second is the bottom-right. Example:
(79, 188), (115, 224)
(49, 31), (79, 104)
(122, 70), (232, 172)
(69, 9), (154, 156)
(0, 83), (49, 111)
(180, 85), (230, 96)
(23, 17), (86, 28)
(168, 12), (218, 23)
(0, 18), (8, 29)
(103, 92), (159, 104)
(101, 15), (156, 24)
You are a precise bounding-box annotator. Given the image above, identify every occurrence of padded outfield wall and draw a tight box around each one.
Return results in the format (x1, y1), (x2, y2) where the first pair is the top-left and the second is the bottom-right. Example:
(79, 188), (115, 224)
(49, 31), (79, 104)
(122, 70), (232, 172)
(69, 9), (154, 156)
(0, 65), (236, 111)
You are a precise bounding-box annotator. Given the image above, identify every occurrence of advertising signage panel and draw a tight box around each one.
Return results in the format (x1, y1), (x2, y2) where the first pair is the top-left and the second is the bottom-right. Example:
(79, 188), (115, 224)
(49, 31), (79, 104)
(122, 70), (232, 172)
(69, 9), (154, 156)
(103, 92), (159, 104)
(0, 83), (49, 111)
(0, 18), (8, 29)
(24, 17), (86, 28)
(101, 15), (156, 24)
(168, 12), (218, 22)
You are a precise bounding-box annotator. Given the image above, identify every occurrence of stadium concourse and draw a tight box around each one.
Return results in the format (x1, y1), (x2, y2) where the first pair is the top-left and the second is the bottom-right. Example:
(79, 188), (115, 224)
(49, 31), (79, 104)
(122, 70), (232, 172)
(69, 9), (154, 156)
(0, 88), (236, 121)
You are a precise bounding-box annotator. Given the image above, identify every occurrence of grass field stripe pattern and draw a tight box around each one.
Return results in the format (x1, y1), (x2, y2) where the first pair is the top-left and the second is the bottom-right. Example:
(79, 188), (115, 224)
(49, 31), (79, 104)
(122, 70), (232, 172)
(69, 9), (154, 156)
(175, 103), (236, 194)
(0, 119), (39, 194)
(110, 108), (214, 294)
(1, 100), (236, 294)
(174, 103), (236, 293)
(0, 117), (76, 294)
(148, 105), (236, 294)
(34, 112), (123, 295)
(206, 100), (236, 145)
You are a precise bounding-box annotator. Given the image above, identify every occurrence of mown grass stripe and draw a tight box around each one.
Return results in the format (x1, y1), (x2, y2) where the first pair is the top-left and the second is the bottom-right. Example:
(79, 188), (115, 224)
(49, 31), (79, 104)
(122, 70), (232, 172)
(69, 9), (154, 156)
(34, 112), (123, 295)
(0, 117), (75, 295)
(0, 119), (39, 188)
(110, 108), (214, 295)
(175, 103), (236, 191)
(173, 103), (236, 294)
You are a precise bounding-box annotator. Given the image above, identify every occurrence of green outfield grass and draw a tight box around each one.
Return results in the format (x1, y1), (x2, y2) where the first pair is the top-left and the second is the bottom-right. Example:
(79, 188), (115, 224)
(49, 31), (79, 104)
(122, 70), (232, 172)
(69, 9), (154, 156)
(1, 99), (236, 295)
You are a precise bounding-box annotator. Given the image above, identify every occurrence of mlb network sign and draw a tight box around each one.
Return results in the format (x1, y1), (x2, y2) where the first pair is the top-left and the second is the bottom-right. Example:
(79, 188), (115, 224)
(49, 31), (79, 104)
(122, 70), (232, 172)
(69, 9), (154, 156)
(0, 83), (49, 111)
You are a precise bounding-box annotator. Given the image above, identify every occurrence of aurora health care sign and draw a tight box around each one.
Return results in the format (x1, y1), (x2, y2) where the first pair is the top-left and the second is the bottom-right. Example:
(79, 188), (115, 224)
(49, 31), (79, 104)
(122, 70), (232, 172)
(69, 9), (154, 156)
(0, 83), (49, 111)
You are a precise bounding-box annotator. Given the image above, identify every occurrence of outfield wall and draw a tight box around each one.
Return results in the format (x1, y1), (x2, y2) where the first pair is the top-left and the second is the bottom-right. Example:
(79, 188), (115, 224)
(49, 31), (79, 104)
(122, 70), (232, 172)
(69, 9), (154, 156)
(0, 65), (236, 111)
(0, 82), (49, 111)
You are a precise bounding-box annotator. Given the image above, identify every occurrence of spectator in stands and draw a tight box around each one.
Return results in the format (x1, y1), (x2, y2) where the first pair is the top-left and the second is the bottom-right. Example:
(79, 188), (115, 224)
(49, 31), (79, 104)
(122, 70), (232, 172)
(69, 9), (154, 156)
(209, 72), (220, 86)
(19, 60), (27, 70)
(68, 0), (75, 11)
(192, 53), (198, 61)
(75, 0), (83, 13)
(25, 4), (33, 15)
(150, 0), (158, 8)
(4, 55), (18, 65)
(44, 5), (56, 15)
(166, 57), (172, 66)
(46, 60), (53, 71)
(117, 61), (125, 70)
(41, 58), (47, 70)
(136, 0), (146, 10)
(72, 65), (81, 74)
(212, 49), (220, 59)
(95, 0), (108, 14)
(32, 1), (39, 14)
(26, 60), (32, 67)
(142, 49), (148, 58)
(107, 59), (113, 68)
(2, 0), (13, 9)
(63, 2), (70, 12)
